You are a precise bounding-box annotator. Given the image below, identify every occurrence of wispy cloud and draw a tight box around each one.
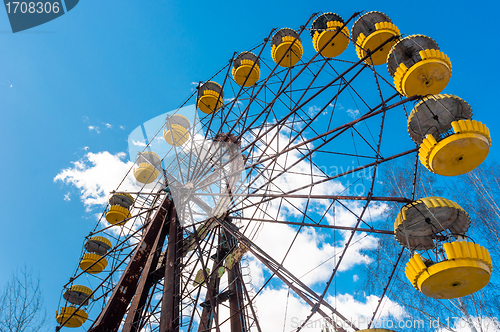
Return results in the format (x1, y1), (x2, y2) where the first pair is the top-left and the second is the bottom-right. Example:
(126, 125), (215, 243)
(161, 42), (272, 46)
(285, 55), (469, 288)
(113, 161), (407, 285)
(64, 193), (71, 201)
(1, 80), (13, 88)
(88, 125), (101, 134)
(132, 139), (147, 147)
(191, 81), (201, 92)
(346, 108), (360, 119)
(307, 105), (321, 116)
(84, 117), (116, 132)
(224, 97), (242, 105)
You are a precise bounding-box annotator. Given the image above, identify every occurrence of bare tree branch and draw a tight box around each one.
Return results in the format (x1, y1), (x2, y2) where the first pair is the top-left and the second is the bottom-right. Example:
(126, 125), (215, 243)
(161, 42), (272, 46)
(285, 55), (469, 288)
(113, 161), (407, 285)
(0, 266), (47, 332)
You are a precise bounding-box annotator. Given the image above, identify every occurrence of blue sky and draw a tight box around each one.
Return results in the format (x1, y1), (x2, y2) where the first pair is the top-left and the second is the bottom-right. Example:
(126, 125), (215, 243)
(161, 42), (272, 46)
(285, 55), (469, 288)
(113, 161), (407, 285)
(1, 0), (499, 330)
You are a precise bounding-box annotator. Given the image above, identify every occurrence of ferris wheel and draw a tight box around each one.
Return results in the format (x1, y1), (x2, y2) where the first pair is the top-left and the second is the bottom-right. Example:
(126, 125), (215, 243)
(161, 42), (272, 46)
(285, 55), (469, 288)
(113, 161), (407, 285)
(55, 10), (493, 332)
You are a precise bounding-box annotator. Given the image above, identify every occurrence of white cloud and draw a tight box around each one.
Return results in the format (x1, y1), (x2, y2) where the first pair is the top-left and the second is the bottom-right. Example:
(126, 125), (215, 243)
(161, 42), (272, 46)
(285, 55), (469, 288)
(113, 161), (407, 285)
(132, 139), (147, 147)
(250, 221), (378, 286)
(346, 109), (360, 119)
(1, 80), (13, 88)
(54, 151), (139, 209)
(307, 105), (322, 116)
(104, 123), (112, 129)
(64, 193), (71, 201)
(255, 287), (321, 331)
(88, 125), (101, 134)
(224, 97), (242, 105)
(119, 125), (125, 130)
(353, 275), (359, 282)
(250, 291), (407, 332)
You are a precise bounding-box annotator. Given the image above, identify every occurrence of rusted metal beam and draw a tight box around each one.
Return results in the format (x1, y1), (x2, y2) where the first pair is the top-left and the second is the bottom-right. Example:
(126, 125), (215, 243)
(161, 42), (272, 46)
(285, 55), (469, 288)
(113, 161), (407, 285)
(122, 203), (171, 332)
(232, 217), (394, 235)
(160, 205), (181, 332)
(88, 197), (171, 332)
(195, 192), (411, 203)
(228, 262), (245, 332)
(198, 231), (224, 332)
(225, 231), (246, 332)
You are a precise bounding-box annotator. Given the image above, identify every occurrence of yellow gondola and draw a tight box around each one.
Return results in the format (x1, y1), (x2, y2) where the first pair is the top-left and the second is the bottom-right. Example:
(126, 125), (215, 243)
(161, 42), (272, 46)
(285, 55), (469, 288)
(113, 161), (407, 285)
(408, 94), (490, 176)
(271, 28), (303, 67)
(232, 52), (260, 87)
(84, 236), (112, 255)
(310, 13), (350, 58)
(197, 81), (224, 114)
(352, 11), (399, 65)
(56, 307), (89, 328)
(133, 151), (161, 184)
(387, 35), (451, 97)
(79, 253), (108, 274)
(63, 285), (94, 306)
(419, 119), (490, 176)
(105, 192), (134, 225)
(163, 114), (191, 146)
(79, 237), (112, 274)
(406, 241), (492, 299)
